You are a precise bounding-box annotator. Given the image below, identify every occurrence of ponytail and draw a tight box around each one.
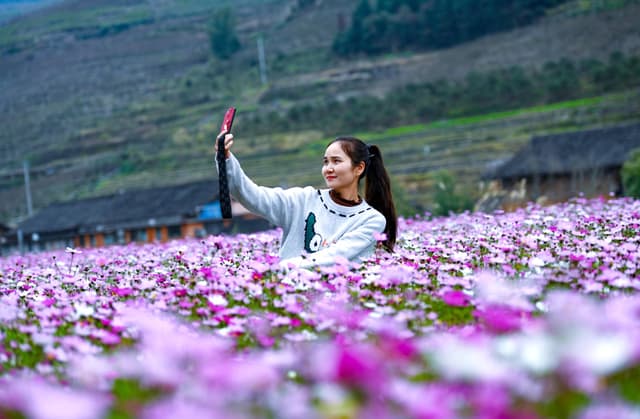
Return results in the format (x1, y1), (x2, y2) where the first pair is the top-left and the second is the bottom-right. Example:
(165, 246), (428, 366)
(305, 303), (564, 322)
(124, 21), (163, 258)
(329, 137), (398, 251)
(364, 144), (397, 251)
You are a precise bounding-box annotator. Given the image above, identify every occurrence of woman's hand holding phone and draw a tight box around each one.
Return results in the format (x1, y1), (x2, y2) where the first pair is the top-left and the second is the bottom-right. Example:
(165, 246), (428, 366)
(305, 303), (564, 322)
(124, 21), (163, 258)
(215, 132), (234, 159)
(216, 107), (236, 220)
(216, 107), (236, 159)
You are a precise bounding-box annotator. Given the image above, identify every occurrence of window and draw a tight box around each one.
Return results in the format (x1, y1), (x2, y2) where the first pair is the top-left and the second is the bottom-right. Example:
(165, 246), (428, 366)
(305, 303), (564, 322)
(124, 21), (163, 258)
(134, 229), (147, 242)
(104, 233), (116, 245)
(117, 229), (126, 244)
(168, 225), (182, 239)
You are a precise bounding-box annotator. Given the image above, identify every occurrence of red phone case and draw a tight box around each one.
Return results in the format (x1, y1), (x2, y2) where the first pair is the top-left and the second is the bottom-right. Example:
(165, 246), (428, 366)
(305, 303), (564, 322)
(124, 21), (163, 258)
(220, 107), (236, 133)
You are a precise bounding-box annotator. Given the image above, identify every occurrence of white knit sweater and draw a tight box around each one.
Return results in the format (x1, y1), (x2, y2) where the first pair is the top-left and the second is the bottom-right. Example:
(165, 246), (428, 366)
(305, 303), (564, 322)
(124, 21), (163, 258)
(220, 153), (386, 268)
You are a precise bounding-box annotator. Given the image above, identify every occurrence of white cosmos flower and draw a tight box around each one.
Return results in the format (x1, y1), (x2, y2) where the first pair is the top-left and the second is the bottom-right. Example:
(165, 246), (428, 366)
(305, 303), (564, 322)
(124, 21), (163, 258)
(495, 333), (558, 375)
(208, 294), (228, 307)
(430, 338), (511, 382)
(474, 271), (539, 311)
(563, 331), (633, 376)
(74, 302), (95, 317)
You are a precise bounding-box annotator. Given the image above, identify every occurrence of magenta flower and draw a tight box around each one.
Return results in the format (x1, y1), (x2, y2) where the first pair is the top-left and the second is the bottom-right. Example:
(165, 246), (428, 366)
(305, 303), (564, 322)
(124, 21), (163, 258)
(331, 342), (387, 394)
(474, 305), (530, 333)
(11, 378), (110, 419)
(110, 287), (133, 298)
(1, 197), (639, 416)
(441, 289), (471, 307)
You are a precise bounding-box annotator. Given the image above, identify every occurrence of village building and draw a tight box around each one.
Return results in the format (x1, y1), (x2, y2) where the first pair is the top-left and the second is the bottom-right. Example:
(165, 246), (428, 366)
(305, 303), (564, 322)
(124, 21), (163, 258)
(0, 223), (15, 253)
(478, 123), (640, 211)
(3, 179), (271, 254)
(0, 222), (11, 237)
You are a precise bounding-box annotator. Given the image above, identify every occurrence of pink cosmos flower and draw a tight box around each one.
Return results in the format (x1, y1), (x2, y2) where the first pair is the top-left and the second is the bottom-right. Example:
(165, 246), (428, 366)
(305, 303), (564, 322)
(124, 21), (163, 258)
(441, 289), (470, 307)
(110, 287), (133, 298)
(474, 305), (530, 333)
(373, 232), (388, 242)
(142, 396), (228, 419)
(12, 378), (110, 419)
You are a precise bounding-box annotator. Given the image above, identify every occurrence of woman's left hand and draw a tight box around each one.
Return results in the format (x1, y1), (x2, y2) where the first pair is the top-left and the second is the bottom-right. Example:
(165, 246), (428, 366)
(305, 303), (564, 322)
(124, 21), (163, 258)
(215, 132), (234, 159)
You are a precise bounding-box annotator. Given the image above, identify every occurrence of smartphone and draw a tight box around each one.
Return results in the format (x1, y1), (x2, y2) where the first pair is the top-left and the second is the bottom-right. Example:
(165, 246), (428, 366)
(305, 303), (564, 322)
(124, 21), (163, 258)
(220, 107), (236, 134)
(217, 107), (236, 220)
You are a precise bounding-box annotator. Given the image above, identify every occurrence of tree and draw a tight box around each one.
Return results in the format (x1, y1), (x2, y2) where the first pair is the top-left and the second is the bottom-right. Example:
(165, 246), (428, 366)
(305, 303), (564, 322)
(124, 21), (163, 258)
(334, 0), (371, 55)
(539, 59), (579, 102)
(429, 170), (475, 216)
(297, 0), (315, 8)
(209, 7), (241, 60)
(334, 0), (573, 56)
(377, 0), (402, 13)
(621, 148), (640, 198)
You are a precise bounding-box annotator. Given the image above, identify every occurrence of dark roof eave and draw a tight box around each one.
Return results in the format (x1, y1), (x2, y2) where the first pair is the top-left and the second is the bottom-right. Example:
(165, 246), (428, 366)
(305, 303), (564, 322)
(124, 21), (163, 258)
(77, 216), (188, 233)
(488, 123), (640, 179)
(495, 163), (622, 180)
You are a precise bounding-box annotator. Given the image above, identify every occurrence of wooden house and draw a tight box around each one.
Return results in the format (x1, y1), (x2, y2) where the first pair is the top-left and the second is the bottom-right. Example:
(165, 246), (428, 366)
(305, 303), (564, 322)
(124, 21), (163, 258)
(11, 179), (271, 252)
(480, 123), (640, 210)
(0, 222), (11, 237)
(0, 223), (15, 253)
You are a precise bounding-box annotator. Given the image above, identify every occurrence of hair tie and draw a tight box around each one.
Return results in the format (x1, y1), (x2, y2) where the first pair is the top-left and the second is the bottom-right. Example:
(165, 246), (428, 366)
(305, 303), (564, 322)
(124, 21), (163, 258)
(366, 144), (375, 160)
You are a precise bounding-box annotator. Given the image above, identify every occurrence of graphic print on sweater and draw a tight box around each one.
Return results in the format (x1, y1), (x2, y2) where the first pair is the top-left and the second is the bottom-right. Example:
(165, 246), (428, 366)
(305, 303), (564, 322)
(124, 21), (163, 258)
(304, 212), (323, 253)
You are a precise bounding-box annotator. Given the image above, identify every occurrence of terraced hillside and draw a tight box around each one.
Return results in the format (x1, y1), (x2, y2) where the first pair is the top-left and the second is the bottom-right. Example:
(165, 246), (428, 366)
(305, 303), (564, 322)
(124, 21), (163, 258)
(1, 0), (640, 221)
(69, 90), (640, 215)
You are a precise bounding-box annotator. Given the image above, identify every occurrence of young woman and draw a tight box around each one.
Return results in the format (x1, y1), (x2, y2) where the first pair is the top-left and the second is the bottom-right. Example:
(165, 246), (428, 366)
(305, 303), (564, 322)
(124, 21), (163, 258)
(215, 133), (397, 268)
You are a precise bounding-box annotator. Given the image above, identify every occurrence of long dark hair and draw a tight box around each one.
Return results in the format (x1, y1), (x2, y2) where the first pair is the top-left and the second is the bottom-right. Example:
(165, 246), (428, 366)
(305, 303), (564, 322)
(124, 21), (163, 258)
(329, 136), (397, 251)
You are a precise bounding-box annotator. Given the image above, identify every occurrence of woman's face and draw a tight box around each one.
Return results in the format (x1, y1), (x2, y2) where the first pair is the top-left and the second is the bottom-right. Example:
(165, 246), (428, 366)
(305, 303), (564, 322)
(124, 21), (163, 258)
(322, 142), (365, 192)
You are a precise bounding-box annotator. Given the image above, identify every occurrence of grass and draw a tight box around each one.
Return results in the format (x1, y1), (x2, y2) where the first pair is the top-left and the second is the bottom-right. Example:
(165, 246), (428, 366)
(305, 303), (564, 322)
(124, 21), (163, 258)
(0, 6), (153, 46)
(548, 0), (640, 16)
(0, 0), (272, 45)
(132, 89), (633, 211)
(337, 95), (612, 143)
(14, 85), (640, 213)
(428, 95), (607, 128)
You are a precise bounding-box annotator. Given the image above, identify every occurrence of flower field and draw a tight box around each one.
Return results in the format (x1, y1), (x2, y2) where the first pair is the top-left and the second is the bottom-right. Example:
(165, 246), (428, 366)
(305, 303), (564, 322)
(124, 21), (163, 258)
(1, 197), (639, 419)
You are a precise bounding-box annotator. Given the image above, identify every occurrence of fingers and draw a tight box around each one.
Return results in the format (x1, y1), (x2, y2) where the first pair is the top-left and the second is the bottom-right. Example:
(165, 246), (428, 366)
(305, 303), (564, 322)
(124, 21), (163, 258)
(224, 133), (234, 149)
(215, 133), (234, 159)
(224, 135), (234, 158)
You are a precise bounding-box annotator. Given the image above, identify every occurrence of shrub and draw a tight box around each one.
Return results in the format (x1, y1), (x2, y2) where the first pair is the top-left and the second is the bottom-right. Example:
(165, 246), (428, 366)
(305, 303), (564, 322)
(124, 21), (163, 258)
(621, 148), (640, 198)
(208, 7), (241, 60)
(429, 169), (475, 216)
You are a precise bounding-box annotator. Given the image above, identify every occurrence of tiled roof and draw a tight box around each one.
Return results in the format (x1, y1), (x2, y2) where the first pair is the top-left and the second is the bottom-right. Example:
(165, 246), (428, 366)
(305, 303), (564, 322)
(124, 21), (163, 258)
(488, 123), (640, 180)
(19, 179), (219, 234)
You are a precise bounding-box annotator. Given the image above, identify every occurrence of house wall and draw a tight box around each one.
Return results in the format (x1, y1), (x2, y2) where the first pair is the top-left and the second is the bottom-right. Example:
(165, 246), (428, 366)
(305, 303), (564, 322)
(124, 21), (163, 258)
(501, 168), (621, 208)
(147, 227), (156, 242)
(533, 170), (619, 203)
(9, 216), (268, 254)
(160, 226), (168, 242)
(66, 222), (215, 249)
(181, 222), (205, 238)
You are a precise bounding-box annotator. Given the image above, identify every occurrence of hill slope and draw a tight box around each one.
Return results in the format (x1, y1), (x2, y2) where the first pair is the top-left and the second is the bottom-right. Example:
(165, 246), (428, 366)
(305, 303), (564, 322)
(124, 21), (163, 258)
(0, 0), (64, 24)
(1, 0), (640, 221)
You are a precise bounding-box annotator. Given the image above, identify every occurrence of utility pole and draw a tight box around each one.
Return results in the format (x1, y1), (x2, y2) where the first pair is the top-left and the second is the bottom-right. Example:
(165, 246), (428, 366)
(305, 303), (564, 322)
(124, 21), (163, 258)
(256, 0), (268, 86)
(257, 34), (268, 86)
(17, 229), (24, 255)
(23, 160), (33, 216)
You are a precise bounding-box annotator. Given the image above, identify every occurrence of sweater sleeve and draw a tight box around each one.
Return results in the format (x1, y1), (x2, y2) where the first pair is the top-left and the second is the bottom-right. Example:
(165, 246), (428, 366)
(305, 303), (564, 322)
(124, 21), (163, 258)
(284, 214), (386, 269)
(217, 153), (304, 227)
